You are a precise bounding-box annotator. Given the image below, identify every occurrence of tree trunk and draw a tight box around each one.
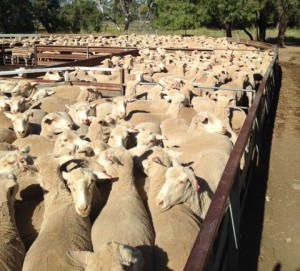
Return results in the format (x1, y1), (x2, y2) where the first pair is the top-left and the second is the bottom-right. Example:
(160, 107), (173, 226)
(124, 18), (130, 32)
(258, 25), (267, 42)
(243, 28), (254, 40)
(277, 0), (288, 48)
(225, 22), (232, 37)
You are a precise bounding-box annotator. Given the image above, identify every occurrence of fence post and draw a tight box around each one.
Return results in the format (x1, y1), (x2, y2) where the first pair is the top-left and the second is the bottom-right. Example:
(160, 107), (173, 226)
(120, 68), (125, 96)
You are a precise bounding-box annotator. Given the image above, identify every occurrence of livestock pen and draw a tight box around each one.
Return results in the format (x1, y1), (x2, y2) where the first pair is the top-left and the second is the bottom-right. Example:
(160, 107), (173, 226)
(0, 37), (279, 270)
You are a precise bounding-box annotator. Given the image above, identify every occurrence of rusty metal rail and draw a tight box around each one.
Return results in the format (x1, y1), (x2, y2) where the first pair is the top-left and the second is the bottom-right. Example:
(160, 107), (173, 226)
(184, 46), (279, 271)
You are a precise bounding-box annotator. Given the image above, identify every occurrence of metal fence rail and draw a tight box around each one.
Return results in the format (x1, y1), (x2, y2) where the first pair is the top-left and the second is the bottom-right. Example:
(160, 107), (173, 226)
(184, 46), (279, 271)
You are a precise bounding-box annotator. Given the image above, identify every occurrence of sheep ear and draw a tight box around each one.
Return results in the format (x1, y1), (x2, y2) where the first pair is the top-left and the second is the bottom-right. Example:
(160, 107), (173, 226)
(46, 90), (56, 96)
(184, 167), (200, 191)
(62, 171), (70, 183)
(93, 170), (112, 181)
(44, 117), (54, 125)
(67, 250), (91, 267)
(65, 104), (72, 110)
(4, 111), (13, 119)
(21, 144), (31, 154)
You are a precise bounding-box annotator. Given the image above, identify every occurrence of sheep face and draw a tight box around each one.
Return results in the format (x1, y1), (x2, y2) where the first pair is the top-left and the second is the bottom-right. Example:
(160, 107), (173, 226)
(41, 112), (74, 139)
(0, 146), (31, 175)
(53, 130), (90, 157)
(8, 96), (26, 114)
(67, 241), (144, 271)
(0, 96), (10, 111)
(4, 111), (32, 138)
(62, 168), (111, 217)
(111, 97), (127, 119)
(156, 166), (200, 211)
(66, 101), (95, 126)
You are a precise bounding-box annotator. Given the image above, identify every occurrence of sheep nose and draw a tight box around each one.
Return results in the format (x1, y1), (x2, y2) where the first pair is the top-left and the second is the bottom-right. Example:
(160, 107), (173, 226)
(18, 131), (26, 137)
(78, 205), (89, 213)
(156, 198), (164, 207)
(83, 119), (91, 125)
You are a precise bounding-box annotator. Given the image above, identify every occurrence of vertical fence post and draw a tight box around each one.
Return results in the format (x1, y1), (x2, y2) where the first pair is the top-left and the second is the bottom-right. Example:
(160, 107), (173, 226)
(120, 68), (125, 96)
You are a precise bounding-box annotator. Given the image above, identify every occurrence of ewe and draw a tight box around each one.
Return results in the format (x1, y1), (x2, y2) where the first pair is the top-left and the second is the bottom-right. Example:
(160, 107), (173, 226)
(22, 154), (93, 271)
(0, 173), (26, 271)
(92, 147), (154, 271)
(141, 146), (201, 271)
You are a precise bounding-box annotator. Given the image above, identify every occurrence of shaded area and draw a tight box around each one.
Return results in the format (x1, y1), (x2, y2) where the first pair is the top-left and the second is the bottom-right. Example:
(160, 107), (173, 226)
(239, 63), (282, 271)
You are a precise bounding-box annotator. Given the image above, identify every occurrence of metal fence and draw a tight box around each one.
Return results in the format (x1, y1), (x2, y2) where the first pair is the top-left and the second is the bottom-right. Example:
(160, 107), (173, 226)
(184, 46), (279, 271)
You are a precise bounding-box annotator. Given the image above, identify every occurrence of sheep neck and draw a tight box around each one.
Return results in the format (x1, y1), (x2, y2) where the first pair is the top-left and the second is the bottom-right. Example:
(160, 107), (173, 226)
(183, 190), (202, 220)
(166, 100), (184, 118)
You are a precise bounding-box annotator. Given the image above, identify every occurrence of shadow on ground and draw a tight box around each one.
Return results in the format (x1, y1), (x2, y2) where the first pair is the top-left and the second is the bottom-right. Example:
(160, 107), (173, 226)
(238, 63), (282, 270)
(266, 36), (300, 47)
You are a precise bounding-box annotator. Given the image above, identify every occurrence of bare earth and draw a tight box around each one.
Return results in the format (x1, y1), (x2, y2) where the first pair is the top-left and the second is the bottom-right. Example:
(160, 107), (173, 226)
(239, 45), (300, 271)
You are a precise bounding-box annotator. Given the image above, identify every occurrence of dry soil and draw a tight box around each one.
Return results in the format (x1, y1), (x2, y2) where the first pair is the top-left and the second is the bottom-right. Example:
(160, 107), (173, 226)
(239, 45), (300, 271)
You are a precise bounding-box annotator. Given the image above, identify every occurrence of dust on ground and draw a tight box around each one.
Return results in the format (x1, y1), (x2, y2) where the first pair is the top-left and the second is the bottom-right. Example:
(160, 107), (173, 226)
(239, 45), (300, 271)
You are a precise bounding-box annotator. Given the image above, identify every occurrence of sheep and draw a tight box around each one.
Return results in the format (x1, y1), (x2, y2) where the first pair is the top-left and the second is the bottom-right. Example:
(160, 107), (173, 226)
(22, 154), (93, 271)
(4, 111), (38, 138)
(29, 88), (56, 102)
(0, 95), (10, 111)
(0, 142), (18, 151)
(66, 100), (96, 126)
(155, 165), (205, 220)
(6, 80), (36, 98)
(0, 127), (17, 144)
(92, 147), (154, 271)
(107, 122), (137, 149)
(7, 96), (31, 113)
(67, 241), (144, 271)
(0, 173), (26, 271)
(95, 96), (128, 120)
(76, 86), (102, 102)
(40, 111), (74, 140)
(30, 96), (75, 113)
(125, 92), (189, 126)
(43, 71), (63, 81)
(13, 134), (54, 157)
(52, 130), (91, 157)
(141, 146), (201, 271)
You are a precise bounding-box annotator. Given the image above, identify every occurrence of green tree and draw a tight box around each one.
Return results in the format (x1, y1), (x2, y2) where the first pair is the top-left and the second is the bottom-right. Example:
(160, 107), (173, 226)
(31, 0), (61, 33)
(154, 0), (199, 33)
(196, 0), (259, 38)
(0, 0), (34, 33)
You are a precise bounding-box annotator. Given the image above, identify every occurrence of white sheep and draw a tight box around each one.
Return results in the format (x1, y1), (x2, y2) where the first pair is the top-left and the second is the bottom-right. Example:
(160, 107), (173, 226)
(22, 154), (93, 271)
(96, 96), (128, 120)
(66, 100), (96, 126)
(67, 241), (144, 271)
(92, 147), (154, 271)
(76, 86), (102, 102)
(40, 111), (74, 140)
(141, 146), (201, 271)
(4, 111), (33, 138)
(0, 173), (26, 271)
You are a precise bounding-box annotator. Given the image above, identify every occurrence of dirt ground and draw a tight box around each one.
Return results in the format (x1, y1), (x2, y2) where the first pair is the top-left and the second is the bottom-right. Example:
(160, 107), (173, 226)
(239, 45), (300, 271)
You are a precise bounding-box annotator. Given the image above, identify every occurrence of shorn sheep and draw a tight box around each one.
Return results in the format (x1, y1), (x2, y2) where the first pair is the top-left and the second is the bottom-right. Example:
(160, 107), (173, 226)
(92, 147), (154, 271)
(22, 154), (93, 271)
(141, 146), (201, 271)
(0, 173), (26, 271)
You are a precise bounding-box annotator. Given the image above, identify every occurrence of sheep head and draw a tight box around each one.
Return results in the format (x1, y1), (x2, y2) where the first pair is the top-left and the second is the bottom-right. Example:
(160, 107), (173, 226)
(156, 166), (200, 211)
(67, 241), (144, 271)
(62, 167), (112, 217)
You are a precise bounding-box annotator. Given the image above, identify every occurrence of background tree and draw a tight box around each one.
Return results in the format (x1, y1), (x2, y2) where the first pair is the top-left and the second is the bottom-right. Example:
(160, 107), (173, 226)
(31, 0), (62, 33)
(0, 0), (34, 33)
(154, 0), (199, 33)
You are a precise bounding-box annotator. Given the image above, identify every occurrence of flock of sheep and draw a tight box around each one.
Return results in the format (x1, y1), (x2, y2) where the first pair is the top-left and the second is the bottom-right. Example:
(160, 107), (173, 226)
(0, 34), (274, 271)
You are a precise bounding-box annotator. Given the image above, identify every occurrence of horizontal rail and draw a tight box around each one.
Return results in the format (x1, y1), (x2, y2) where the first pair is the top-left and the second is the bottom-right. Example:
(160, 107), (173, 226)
(0, 66), (114, 76)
